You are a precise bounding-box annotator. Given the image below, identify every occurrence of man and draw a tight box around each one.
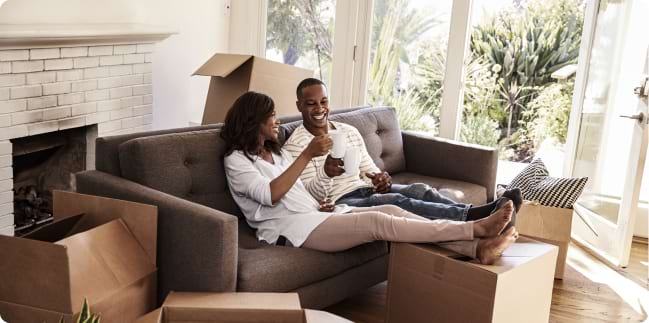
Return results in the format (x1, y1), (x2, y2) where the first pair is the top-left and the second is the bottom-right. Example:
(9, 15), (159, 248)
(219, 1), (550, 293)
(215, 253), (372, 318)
(283, 78), (522, 221)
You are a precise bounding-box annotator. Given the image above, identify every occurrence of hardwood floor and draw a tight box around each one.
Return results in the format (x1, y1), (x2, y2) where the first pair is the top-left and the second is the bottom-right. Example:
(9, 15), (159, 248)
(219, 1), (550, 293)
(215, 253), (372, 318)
(326, 241), (648, 322)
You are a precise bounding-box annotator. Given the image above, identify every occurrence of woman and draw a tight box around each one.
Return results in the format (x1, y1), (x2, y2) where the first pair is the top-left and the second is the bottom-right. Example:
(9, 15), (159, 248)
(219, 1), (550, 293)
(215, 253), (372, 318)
(222, 92), (518, 265)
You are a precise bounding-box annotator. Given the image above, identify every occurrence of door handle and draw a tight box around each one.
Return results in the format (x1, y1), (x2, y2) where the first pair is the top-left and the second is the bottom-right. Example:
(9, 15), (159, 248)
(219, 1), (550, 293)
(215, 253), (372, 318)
(633, 76), (648, 98)
(619, 112), (645, 122)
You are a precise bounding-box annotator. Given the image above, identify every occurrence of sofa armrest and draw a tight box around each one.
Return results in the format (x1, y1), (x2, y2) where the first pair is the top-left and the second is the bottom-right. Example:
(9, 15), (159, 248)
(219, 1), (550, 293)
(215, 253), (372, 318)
(401, 131), (498, 201)
(75, 170), (238, 304)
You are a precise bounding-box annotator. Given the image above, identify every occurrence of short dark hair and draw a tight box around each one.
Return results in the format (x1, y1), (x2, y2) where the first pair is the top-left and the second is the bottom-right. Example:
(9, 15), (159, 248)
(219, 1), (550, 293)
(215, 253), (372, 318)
(220, 91), (281, 161)
(296, 78), (326, 99)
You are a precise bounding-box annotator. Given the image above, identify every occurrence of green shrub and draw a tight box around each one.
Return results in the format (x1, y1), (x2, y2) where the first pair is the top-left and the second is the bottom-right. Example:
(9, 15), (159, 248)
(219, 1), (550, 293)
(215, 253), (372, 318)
(460, 112), (501, 147)
(525, 81), (574, 146)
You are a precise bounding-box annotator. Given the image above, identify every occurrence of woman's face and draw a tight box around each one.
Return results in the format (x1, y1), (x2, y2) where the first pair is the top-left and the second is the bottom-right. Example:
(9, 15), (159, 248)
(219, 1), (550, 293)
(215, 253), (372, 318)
(260, 110), (280, 143)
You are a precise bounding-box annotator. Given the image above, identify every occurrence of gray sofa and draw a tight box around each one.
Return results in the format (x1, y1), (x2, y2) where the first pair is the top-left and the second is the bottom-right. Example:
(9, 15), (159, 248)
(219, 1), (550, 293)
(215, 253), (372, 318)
(75, 106), (498, 309)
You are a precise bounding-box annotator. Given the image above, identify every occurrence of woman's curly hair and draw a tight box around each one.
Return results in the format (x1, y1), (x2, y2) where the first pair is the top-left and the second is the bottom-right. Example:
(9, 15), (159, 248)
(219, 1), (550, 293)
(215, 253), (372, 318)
(220, 91), (281, 161)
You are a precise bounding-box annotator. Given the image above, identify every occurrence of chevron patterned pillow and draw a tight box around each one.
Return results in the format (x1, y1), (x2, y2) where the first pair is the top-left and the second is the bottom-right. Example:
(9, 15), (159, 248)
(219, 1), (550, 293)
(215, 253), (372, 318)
(507, 158), (588, 208)
(506, 158), (549, 200)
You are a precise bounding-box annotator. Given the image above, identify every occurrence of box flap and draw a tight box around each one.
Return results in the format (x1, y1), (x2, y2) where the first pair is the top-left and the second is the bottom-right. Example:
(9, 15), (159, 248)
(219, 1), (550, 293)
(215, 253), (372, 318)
(517, 201), (573, 242)
(57, 219), (156, 313)
(193, 53), (253, 77)
(161, 292), (305, 323)
(248, 57), (313, 117)
(135, 308), (162, 323)
(0, 236), (72, 312)
(164, 292), (302, 310)
(53, 190), (157, 264)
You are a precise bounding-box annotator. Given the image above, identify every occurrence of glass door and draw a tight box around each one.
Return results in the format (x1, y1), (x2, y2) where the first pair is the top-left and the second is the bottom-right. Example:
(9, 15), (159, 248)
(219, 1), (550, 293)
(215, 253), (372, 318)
(567, 0), (649, 267)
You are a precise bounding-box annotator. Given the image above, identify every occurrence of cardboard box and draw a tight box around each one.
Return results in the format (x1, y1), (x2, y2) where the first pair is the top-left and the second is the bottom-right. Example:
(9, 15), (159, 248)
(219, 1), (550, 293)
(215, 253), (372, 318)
(386, 237), (558, 323)
(516, 200), (573, 279)
(0, 190), (158, 323)
(136, 292), (306, 323)
(194, 53), (314, 124)
(135, 292), (352, 323)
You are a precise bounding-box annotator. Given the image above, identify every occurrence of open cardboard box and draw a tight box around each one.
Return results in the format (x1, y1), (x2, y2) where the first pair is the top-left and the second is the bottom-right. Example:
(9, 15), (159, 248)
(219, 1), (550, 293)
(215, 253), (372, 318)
(135, 292), (351, 323)
(0, 191), (158, 323)
(194, 53), (314, 125)
(386, 237), (558, 323)
(516, 200), (573, 279)
(136, 292), (306, 323)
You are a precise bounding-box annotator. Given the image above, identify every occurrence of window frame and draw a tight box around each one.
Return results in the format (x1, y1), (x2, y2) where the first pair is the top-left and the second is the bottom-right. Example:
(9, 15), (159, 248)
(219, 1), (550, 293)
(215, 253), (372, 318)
(233, 0), (474, 140)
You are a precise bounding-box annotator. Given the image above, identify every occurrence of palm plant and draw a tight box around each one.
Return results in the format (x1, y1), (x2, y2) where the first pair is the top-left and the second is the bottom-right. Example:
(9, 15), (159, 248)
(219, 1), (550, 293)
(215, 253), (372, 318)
(367, 0), (443, 106)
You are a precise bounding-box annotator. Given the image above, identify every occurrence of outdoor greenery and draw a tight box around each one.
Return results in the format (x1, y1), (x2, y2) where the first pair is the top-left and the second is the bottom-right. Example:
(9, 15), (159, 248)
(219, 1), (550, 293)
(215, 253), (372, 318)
(267, 0), (584, 161)
(369, 0), (584, 161)
(266, 0), (335, 79)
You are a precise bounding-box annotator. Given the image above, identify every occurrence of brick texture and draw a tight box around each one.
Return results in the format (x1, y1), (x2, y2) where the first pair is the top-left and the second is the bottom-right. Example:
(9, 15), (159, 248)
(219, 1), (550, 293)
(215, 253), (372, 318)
(0, 42), (156, 230)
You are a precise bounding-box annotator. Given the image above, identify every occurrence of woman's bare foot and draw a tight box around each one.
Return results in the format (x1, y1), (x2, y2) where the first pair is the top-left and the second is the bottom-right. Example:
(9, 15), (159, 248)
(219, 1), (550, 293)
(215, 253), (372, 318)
(477, 227), (519, 265)
(473, 200), (513, 238)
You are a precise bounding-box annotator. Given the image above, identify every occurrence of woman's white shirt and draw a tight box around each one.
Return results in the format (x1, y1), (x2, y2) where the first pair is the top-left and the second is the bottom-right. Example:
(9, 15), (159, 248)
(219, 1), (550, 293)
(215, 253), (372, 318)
(224, 149), (349, 247)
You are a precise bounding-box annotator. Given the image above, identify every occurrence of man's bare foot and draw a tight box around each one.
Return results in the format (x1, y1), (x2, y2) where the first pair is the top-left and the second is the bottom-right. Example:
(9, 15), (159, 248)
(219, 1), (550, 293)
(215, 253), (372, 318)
(477, 227), (518, 265)
(473, 200), (513, 237)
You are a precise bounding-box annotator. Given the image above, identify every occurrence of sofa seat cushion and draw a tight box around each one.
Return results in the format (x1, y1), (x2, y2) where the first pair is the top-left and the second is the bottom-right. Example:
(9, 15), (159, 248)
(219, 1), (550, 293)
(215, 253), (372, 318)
(391, 172), (487, 205)
(236, 240), (388, 292)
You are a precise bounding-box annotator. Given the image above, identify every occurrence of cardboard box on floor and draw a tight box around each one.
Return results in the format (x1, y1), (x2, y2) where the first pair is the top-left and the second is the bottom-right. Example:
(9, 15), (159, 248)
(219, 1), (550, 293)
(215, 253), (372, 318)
(194, 53), (314, 125)
(386, 237), (558, 323)
(135, 292), (351, 323)
(0, 190), (158, 323)
(516, 200), (573, 279)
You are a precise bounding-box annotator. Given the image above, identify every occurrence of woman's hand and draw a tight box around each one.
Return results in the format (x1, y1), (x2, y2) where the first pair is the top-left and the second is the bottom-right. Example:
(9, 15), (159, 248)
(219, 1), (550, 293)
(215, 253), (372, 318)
(319, 199), (335, 212)
(304, 135), (332, 159)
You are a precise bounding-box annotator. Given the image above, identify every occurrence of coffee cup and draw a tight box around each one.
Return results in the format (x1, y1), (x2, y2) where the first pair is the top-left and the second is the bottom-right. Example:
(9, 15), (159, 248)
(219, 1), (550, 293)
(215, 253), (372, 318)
(343, 148), (361, 176)
(329, 130), (346, 159)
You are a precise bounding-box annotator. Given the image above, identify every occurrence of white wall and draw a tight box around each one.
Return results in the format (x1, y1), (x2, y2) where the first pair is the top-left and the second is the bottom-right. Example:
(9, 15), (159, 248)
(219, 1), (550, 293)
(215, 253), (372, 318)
(0, 0), (230, 129)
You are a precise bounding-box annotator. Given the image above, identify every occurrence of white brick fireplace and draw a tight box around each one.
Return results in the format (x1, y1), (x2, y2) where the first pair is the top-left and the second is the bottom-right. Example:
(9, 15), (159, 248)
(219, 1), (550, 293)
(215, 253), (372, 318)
(0, 24), (173, 236)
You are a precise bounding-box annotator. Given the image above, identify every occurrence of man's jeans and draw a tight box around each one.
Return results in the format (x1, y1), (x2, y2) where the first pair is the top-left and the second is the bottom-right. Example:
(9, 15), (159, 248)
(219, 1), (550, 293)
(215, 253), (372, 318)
(336, 183), (470, 221)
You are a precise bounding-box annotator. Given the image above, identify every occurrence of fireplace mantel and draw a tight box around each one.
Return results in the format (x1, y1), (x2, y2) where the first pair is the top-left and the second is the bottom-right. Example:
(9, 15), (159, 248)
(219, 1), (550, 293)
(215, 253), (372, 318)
(0, 23), (174, 236)
(0, 23), (175, 49)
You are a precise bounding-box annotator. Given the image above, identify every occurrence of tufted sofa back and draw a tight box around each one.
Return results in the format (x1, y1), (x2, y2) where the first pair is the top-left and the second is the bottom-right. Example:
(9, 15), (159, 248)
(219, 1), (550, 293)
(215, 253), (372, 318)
(118, 129), (241, 215)
(280, 106), (405, 174)
(99, 106), (404, 215)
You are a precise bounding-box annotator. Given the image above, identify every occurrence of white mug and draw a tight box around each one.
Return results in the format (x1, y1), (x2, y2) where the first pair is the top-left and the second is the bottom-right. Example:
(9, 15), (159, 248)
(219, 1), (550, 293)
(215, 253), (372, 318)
(329, 130), (346, 159)
(344, 148), (361, 176)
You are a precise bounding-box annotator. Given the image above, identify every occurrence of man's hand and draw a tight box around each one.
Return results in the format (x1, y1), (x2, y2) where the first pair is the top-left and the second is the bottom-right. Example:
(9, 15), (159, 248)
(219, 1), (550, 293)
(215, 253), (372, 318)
(324, 155), (345, 177)
(366, 171), (392, 194)
(319, 199), (335, 212)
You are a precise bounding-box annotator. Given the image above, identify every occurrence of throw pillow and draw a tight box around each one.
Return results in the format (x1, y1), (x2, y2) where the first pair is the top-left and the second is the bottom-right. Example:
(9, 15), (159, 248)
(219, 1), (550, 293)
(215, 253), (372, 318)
(507, 158), (588, 208)
(530, 176), (588, 208)
(506, 158), (549, 199)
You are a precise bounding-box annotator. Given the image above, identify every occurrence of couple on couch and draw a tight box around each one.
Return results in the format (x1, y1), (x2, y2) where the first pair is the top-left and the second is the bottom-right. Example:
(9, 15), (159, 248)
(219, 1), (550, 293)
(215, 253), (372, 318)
(222, 78), (521, 265)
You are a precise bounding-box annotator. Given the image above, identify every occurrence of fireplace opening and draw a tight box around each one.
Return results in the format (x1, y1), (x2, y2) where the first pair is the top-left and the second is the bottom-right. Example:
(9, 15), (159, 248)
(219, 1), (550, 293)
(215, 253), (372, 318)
(11, 126), (92, 236)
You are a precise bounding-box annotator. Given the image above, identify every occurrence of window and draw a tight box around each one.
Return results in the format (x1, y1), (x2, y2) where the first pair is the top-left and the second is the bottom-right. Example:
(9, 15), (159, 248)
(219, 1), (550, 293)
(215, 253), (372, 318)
(366, 0), (453, 134)
(460, 0), (584, 166)
(265, 0), (337, 85)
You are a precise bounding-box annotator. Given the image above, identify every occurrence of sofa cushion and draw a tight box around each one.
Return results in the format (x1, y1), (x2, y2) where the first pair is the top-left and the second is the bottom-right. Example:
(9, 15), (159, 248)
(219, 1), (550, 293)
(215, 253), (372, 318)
(280, 107), (406, 174)
(118, 129), (241, 215)
(391, 172), (487, 205)
(237, 240), (388, 292)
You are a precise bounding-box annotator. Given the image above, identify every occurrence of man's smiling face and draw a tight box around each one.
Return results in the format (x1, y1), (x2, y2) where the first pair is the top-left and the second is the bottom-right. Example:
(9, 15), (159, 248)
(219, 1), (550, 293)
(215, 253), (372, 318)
(297, 84), (330, 136)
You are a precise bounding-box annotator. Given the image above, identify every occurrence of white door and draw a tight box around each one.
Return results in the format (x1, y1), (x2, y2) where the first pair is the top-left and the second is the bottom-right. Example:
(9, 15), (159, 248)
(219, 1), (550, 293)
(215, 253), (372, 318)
(565, 0), (649, 267)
